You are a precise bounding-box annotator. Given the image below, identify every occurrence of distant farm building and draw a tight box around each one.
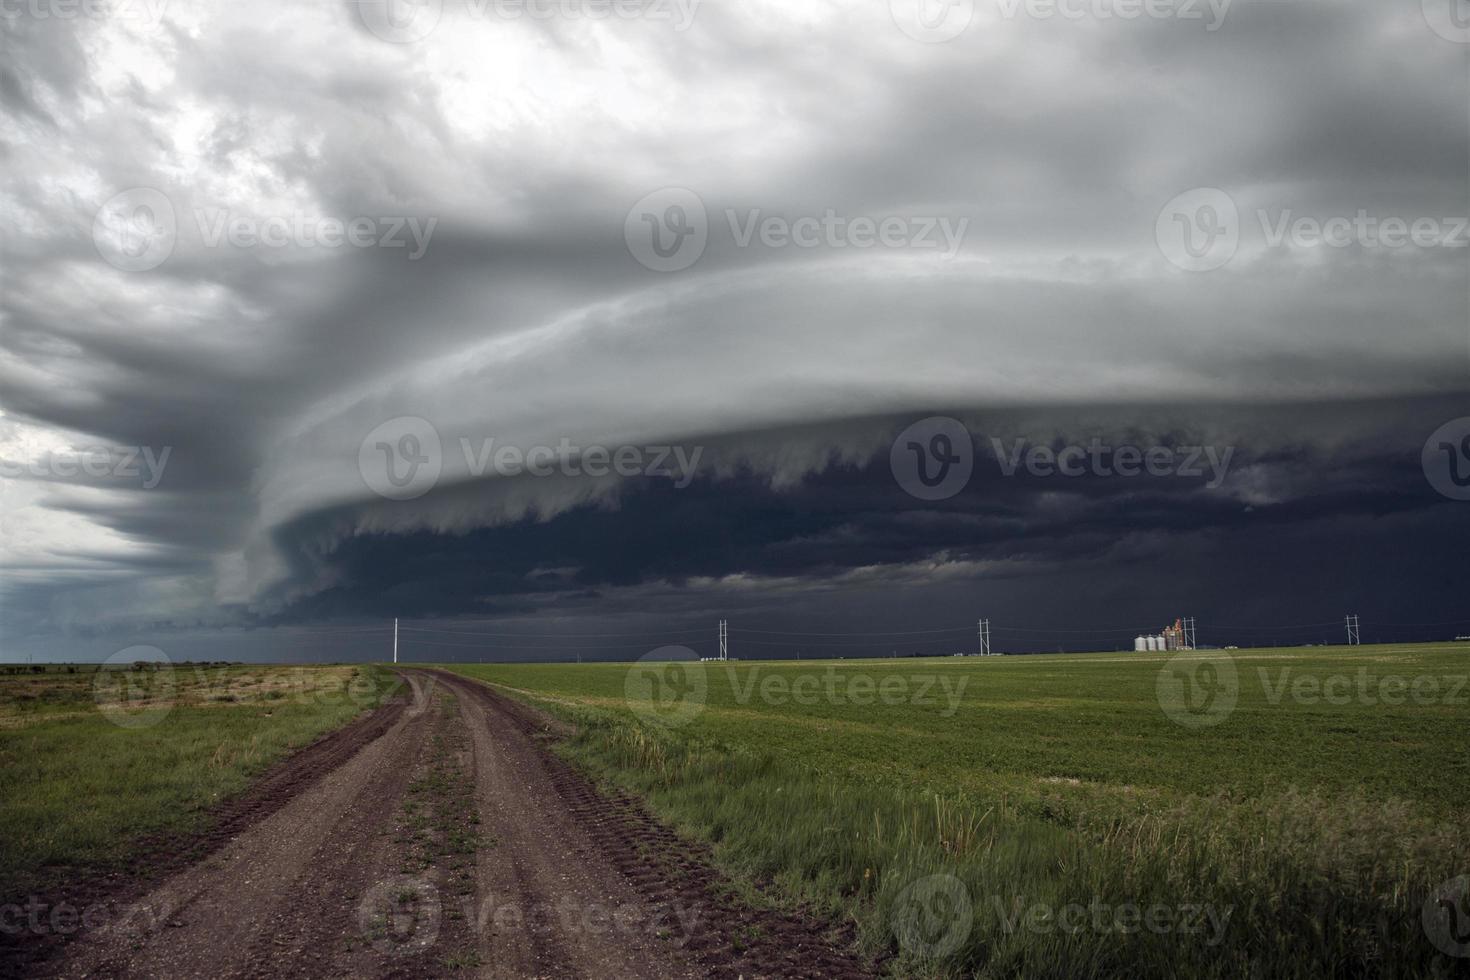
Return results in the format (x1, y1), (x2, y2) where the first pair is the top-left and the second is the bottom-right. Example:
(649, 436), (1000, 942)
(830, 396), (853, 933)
(1135, 619), (1194, 652)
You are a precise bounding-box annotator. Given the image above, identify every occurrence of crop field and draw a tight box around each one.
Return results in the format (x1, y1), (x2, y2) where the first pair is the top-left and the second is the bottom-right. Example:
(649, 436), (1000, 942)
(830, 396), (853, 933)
(0, 663), (397, 900)
(444, 644), (1470, 978)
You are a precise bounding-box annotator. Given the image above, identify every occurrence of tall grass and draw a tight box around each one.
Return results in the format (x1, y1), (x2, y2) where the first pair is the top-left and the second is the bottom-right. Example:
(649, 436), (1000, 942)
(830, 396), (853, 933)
(0, 664), (398, 899)
(531, 695), (1468, 978)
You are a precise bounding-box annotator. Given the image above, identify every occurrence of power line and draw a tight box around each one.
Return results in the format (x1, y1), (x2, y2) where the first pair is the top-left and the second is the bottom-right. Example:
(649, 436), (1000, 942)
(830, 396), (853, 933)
(732, 636), (970, 649)
(395, 635), (662, 650)
(398, 624), (710, 638)
(392, 621), (1374, 646)
(1364, 616), (1470, 628)
(260, 625), (392, 634)
(395, 635), (696, 651)
(380, 611), (1469, 663)
(731, 625), (975, 637)
(278, 614), (1470, 640)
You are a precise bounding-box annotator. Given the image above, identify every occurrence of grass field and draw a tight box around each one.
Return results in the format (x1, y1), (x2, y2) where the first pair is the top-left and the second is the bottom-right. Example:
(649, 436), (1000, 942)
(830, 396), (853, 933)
(443, 643), (1470, 978)
(0, 662), (397, 900)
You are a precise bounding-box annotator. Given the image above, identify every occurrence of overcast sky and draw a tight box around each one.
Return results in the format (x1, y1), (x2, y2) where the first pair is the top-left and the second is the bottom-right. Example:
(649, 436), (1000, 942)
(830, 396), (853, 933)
(1, 0), (1467, 662)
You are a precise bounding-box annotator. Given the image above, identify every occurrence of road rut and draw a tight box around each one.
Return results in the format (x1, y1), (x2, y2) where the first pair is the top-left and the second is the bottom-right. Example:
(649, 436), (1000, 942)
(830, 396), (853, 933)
(42, 670), (869, 979)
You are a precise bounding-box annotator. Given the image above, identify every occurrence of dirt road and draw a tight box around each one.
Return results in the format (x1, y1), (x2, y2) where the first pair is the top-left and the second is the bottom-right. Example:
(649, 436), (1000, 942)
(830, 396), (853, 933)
(37, 670), (870, 979)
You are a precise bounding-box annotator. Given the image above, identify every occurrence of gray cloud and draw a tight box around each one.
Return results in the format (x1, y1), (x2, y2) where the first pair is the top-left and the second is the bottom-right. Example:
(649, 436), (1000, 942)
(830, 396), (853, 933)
(0, 0), (1466, 653)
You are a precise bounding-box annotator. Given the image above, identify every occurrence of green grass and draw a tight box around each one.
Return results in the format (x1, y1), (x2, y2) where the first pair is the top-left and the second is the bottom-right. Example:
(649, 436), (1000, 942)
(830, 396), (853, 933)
(0, 663), (400, 900)
(440, 644), (1470, 978)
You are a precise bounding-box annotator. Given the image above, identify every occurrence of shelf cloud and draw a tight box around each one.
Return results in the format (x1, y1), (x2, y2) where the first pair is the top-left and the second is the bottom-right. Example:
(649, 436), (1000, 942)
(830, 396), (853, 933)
(1, 0), (1466, 657)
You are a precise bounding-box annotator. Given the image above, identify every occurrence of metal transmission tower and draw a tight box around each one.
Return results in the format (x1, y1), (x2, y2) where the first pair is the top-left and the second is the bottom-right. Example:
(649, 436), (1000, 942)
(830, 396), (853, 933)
(718, 619), (728, 661)
(977, 618), (991, 656)
(393, 617), (399, 664)
(1184, 617), (1197, 651)
(1346, 614), (1360, 646)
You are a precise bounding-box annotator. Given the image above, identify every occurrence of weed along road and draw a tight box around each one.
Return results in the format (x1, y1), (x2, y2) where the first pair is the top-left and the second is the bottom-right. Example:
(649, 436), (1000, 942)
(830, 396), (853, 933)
(41, 669), (869, 979)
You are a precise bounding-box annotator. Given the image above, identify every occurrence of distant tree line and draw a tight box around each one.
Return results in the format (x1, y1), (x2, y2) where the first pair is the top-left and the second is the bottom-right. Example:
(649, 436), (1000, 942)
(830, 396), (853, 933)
(0, 660), (242, 675)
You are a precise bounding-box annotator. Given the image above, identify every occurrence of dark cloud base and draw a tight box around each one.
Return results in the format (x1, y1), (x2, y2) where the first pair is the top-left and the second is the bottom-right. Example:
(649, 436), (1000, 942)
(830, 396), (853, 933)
(208, 398), (1470, 662)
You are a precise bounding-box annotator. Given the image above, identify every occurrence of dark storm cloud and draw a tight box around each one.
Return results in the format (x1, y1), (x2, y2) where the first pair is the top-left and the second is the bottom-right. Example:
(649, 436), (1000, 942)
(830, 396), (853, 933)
(0, 0), (1466, 656)
(202, 396), (1465, 652)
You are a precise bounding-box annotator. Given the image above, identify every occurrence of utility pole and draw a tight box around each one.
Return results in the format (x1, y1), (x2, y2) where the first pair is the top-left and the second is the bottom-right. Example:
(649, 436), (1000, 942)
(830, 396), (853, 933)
(393, 617), (399, 664)
(1346, 614), (1360, 646)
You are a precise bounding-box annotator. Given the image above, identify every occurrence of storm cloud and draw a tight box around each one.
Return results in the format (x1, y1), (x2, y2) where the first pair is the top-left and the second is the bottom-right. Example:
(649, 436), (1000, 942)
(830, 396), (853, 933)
(1, 0), (1466, 660)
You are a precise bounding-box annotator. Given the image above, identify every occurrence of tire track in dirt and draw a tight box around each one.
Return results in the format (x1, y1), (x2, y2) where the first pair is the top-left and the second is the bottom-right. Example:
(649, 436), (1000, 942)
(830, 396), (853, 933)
(48, 674), (437, 979)
(441, 672), (695, 980)
(3, 681), (411, 979)
(231, 673), (448, 979)
(36, 668), (873, 979)
(427, 669), (874, 980)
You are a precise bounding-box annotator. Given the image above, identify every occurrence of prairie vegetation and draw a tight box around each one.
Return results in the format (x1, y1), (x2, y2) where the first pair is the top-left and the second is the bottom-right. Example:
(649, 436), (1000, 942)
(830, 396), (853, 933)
(0, 663), (397, 899)
(445, 645), (1470, 978)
